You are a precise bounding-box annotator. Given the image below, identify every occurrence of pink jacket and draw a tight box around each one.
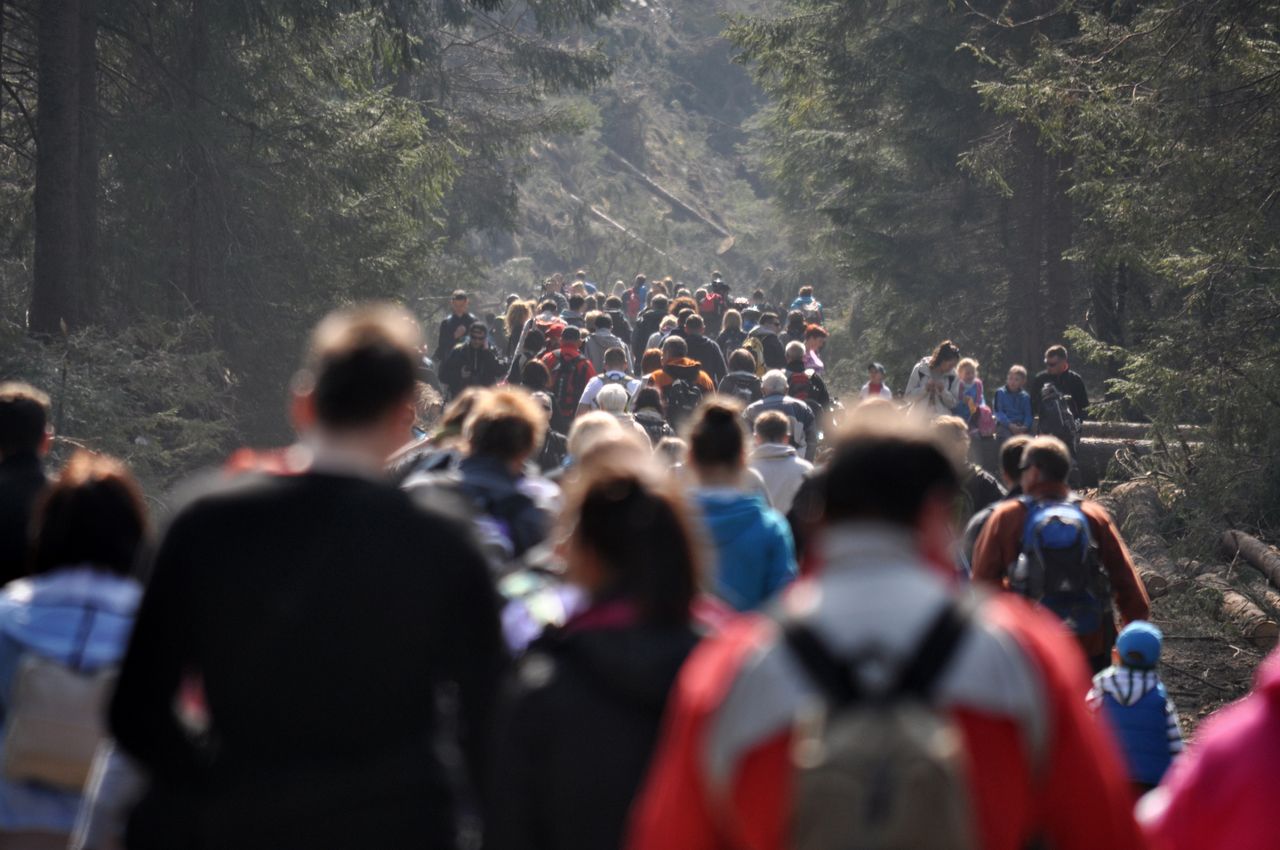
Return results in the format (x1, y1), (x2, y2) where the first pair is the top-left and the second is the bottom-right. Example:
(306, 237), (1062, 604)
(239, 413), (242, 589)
(1141, 648), (1280, 850)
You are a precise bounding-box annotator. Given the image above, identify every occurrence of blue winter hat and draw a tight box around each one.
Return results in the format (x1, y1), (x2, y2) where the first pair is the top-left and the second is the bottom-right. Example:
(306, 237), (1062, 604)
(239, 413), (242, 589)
(1117, 621), (1163, 669)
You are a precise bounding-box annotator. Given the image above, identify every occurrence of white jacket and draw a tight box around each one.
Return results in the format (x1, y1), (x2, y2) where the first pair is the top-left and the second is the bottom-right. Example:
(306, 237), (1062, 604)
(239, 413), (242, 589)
(749, 442), (813, 515)
(903, 356), (959, 417)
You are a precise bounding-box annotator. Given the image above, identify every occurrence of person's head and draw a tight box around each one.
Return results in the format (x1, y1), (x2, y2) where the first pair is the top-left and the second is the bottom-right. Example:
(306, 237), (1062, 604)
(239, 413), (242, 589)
(437, 387), (485, 444)
(759, 312), (780, 332)
(743, 306), (762, 326)
(798, 285), (814, 298)
(633, 274), (646, 289)
(632, 386), (664, 415)
(999, 434), (1032, 488)
(762, 369), (789, 397)
(464, 389), (546, 472)
(671, 296), (697, 317)
(604, 295), (623, 311)
(543, 278), (559, 293)
(932, 415), (971, 469)
(654, 436), (686, 469)
(867, 362), (886, 383)
(1007, 364), (1028, 391)
(785, 310), (806, 333)
(292, 304), (420, 460)
(641, 348), (663, 375)
(30, 451), (149, 577)
(784, 340), (806, 365)
(0, 382), (52, 458)
(694, 288), (708, 301)
(576, 269), (587, 282)
(603, 347), (629, 373)
(929, 340), (961, 372)
(522, 328), (546, 356)
(658, 315), (679, 335)
(521, 359), (550, 392)
(596, 383), (630, 415)
(804, 324), (828, 351)
(754, 410), (791, 446)
(650, 295), (669, 314)
(688, 400), (746, 475)
(561, 326), (582, 348)
(728, 349), (757, 374)
(505, 293), (520, 307)
(1044, 345), (1069, 376)
(505, 301), (531, 338)
(684, 315), (706, 337)
(1116, 621), (1163, 670)
(568, 294), (585, 312)
(468, 322), (488, 348)
(752, 288), (766, 303)
(450, 290), (469, 315)
(661, 335), (688, 363)
(821, 419), (960, 565)
(531, 391), (554, 426)
(1019, 435), (1072, 493)
(957, 357), (978, 384)
(721, 309), (742, 333)
(539, 299), (559, 314)
(567, 411), (624, 460)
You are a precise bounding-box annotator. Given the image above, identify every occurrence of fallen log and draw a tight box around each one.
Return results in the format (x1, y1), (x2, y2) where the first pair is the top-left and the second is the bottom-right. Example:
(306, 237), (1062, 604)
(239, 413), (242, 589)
(1107, 481), (1184, 596)
(1075, 437), (1152, 487)
(1221, 530), (1280, 590)
(602, 149), (736, 254)
(1081, 422), (1206, 441)
(1194, 570), (1280, 649)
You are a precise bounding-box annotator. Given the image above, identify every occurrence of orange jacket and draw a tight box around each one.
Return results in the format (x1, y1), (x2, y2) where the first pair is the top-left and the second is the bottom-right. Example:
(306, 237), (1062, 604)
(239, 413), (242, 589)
(646, 357), (715, 397)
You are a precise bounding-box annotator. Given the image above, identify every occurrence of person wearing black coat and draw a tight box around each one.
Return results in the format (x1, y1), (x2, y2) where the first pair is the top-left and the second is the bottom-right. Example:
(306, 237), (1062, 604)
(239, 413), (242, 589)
(747, 314), (787, 371)
(682, 316), (727, 388)
(489, 468), (703, 850)
(434, 290), (478, 363)
(630, 296), (670, 371)
(440, 323), (504, 399)
(0, 383), (51, 585)
(1030, 344), (1090, 420)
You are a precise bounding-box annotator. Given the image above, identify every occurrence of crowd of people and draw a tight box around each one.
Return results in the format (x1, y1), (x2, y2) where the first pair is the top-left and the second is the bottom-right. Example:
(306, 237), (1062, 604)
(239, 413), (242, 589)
(0, 283), (1269, 850)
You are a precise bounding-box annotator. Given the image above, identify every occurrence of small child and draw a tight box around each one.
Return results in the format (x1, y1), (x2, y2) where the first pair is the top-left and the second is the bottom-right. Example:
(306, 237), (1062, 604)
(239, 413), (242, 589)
(951, 357), (988, 432)
(994, 365), (1034, 441)
(1087, 621), (1184, 797)
(859, 362), (892, 400)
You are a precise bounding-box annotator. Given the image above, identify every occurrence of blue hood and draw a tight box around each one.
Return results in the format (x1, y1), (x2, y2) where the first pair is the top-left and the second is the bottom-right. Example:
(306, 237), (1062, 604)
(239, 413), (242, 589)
(0, 567), (141, 671)
(694, 491), (796, 611)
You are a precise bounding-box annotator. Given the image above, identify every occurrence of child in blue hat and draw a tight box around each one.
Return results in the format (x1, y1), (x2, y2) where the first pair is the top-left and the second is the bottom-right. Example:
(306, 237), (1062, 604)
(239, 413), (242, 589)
(1086, 620), (1184, 795)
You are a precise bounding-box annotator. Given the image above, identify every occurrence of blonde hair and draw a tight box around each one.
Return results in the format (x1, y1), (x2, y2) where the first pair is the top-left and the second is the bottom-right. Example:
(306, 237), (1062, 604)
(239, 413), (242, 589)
(957, 357), (979, 375)
(1008, 364), (1028, 379)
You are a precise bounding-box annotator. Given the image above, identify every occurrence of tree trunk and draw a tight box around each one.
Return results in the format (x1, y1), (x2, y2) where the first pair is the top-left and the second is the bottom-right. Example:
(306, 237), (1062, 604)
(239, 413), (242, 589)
(179, 0), (208, 309)
(1194, 570), (1279, 649)
(77, 0), (97, 314)
(31, 0), (83, 334)
(1043, 153), (1073, 343)
(1006, 124), (1045, 366)
(1221, 530), (1280, 590)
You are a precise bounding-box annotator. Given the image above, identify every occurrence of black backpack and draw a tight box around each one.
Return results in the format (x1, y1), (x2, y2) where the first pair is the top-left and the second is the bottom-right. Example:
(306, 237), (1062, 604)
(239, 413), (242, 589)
(1037, 383), (1080, 446)
(664, 377), (704, 427)
(549, 351), (585, 422)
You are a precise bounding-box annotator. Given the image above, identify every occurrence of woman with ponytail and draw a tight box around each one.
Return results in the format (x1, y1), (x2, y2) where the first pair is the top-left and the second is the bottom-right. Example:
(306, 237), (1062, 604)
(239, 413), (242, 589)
(489, 465), (703, 850)
(687, 399), (797, 612)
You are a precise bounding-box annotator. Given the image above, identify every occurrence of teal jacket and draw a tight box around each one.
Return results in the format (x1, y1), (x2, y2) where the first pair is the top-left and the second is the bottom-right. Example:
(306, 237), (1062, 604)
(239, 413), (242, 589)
(694, 490), (796, 611)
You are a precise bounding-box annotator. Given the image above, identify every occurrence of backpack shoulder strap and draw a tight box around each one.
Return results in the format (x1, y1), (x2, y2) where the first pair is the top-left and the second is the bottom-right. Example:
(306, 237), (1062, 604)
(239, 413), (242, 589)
(892, 602), (968, 700)
(783, 622), (863, 707)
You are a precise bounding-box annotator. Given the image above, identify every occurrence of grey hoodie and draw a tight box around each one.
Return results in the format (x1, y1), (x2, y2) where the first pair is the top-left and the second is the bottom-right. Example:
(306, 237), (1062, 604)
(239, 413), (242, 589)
(749, 442), (813, 515)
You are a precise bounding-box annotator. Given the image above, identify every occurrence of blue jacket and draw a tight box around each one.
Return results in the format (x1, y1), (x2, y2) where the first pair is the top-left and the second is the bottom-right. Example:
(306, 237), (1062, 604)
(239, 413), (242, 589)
(694, 490), (796, 612)
(995, 386), (1034, 430)
(1089, 666), (1183, 786)
(0, 567), (142, 831)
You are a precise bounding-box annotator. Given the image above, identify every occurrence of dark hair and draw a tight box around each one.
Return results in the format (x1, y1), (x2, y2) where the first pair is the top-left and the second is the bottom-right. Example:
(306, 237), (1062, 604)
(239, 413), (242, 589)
(605, 296), (623, 309)
(634, 274), (646, 286)
(823, 426), (959, 527)
(569, 470), (698, 626)
(467, 389), (546, 463)
(759, 312), (779, 327)
(632, 386), (664, 414)
(662, 336), (688, 359)
(641, 348), (664, 375)
(728, 349), (757, 373)
(754, 410), (790, 444)
(799, 286), (814, 297)
(689, 400), (745, 469)
(1021, 436), (1071, 483)
(604, 347), (627, 368)
(1044, 344), (1068, 362)
(684, 315), (705, 332)
(539, 299), (559, 313)
(651, 295), (669, 311)
(595, 313), (613, 330)
(30, 451), (148, 577)
(521, 359), (550, 391)
(305, 305), (420, 430)
(0, 383), (50, 456)
(929, 340), (961, 370)
(523, 328), (546, 354)
(786, 310), (806, 330)
(1000, 435), (1033, 481)
(568, 295), (585, 311)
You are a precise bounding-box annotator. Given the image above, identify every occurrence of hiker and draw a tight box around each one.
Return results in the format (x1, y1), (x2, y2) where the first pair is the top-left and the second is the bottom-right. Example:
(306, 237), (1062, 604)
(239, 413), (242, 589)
(789, 284), (824, 324)
(0, 383), (52, 585)
(741, 305), (761, 333)
(749, 410), (814, 514)
(860, 361), (893, 400)
(934, 415), (1005, 525)
(631, 387), (674, 447)
(681, 315), (727, 388)
(622, 274), (648, 320)
(716, 309), (747, 359)
(602, 295), (633, 341)
(440, 321), (503, 400)
(1031, 344), (1090, 422)
(781, 310), (808, 347)
(541, 278), (568, 312)
(630, 295), (670, 369)
(698, 275), (728, 335)
(746, 312), (787, 370)
(645, 336), (715, 430)
(583, 313), (633, 374)
(560, 294), (587, 329)
(1087, 621), (1184, 797)
(528, 392), (569, 473)
(0, 452), (147, 849)
(594, 384), (649, 441)
(996, 364), (1035, 440)
(903, 339), (961, 417)
(959, 434), (1032, 576)
(743, 370), (818, 462)
(433, 289), (478, 363)
(489, 466), (701, 850)
(802, 324), (828, 375)
(952, 357), (991, 435)
(577, 348), (642, 416)
(971, 435), (1150, 672)
(783, 340), (831, 418)
(686, 400), (796, 611)
(627, 418), (1147, 850)
(506, 329), (546, 386)
(1140, 644), (1280, 850)
(573, 268), (598, 296)
(503, 301), (532, 361)
(110, 304), (506, 850)
(541, 326), (596, 435)
(718, 349), (764, 405)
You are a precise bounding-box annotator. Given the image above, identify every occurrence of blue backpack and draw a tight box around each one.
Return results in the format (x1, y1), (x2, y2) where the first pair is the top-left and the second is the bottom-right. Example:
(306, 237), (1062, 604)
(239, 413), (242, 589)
(1009, 497), (1109, 634)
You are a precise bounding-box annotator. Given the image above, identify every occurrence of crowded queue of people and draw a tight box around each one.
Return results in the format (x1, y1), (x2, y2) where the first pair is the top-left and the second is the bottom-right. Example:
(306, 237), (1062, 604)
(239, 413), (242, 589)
(0, 294), (1262, 850)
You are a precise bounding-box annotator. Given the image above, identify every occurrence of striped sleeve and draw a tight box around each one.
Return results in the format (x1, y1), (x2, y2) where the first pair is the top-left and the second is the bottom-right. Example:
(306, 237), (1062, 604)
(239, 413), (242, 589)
(1165, 698), (1185, 754)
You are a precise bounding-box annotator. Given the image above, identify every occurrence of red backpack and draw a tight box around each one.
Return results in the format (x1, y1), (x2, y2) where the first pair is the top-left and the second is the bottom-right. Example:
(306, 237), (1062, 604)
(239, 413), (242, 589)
(699, 292), (724, 322)
(787, 368), (814, 402)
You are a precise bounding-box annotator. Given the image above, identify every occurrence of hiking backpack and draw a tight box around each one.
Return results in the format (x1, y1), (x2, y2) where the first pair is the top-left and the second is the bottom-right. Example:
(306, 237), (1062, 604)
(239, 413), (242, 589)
(1009, 496), (1110, 634)
(634, 410), (673, 446)
(784, 602), (978, 850)
(664, 377), (704, 428)
(787, 369), (814, 402)
(721, 373), (760, 406)
(742, 336), (767, 376)
(549, 351), (586, 424)
(1037, 383), (1080, 446)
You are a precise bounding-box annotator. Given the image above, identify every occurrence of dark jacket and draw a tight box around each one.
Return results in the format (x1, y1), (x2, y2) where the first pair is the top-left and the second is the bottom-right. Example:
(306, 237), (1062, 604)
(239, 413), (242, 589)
(684, 334), (727, 387)
(717, 371), (763, 405)
(434, 311), (477, 363)
(717, 328), (747, 360)
(489, 604), (700, 850)
(747, 326), (786, 370)
(630, 307), (668, 369)
(1030, 369), (1089, 420)
(110, 470), (505, 850)
(0, 452), (46, 585)
(441, 342), (503, 399)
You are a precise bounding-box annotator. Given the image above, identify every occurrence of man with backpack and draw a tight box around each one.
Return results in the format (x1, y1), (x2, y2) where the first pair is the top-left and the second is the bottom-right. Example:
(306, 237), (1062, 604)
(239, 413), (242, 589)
(744, 370), (818, 462)
(627, 418), (1145, 850)
(1031, 345), (1089, 427)
(747, 312), (787, 370)
(681, 315), (727, 388)
(631, 294), (670, 372)
(718, 349), (764, 405)
(541, 326), (596, 435)
(622, 274), (648, 320)
(583, 313), (633, 374)
(698, 274), (728, 335)
(440, 321), (503, 400)
(971, 436), (1149, 672)
(783, 340), (831, 419)
(645, 336), (715, 430)
(578, 347), (642, 417)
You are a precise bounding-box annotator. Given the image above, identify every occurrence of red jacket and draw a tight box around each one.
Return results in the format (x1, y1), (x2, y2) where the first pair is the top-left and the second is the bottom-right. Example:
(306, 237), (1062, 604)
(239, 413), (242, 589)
(627, 524), (1145, 850)
(1141, 648), (1280, 850)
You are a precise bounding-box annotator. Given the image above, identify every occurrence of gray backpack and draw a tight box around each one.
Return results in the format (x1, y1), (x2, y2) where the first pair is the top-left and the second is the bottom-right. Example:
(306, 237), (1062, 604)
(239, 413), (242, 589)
(783, 603), (977, 850)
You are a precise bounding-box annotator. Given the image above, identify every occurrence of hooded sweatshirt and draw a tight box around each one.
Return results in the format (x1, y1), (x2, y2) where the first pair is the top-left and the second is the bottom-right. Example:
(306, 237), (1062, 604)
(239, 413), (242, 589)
(1087, 665), (1183, 786)
(692, 490), (796, 611)
(0, 567), (142, 831)
(903, 356), (959, 417)
(749, 443), (814, 515)
(583, 329), (633, 374)
(648, 359), (716, 397)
